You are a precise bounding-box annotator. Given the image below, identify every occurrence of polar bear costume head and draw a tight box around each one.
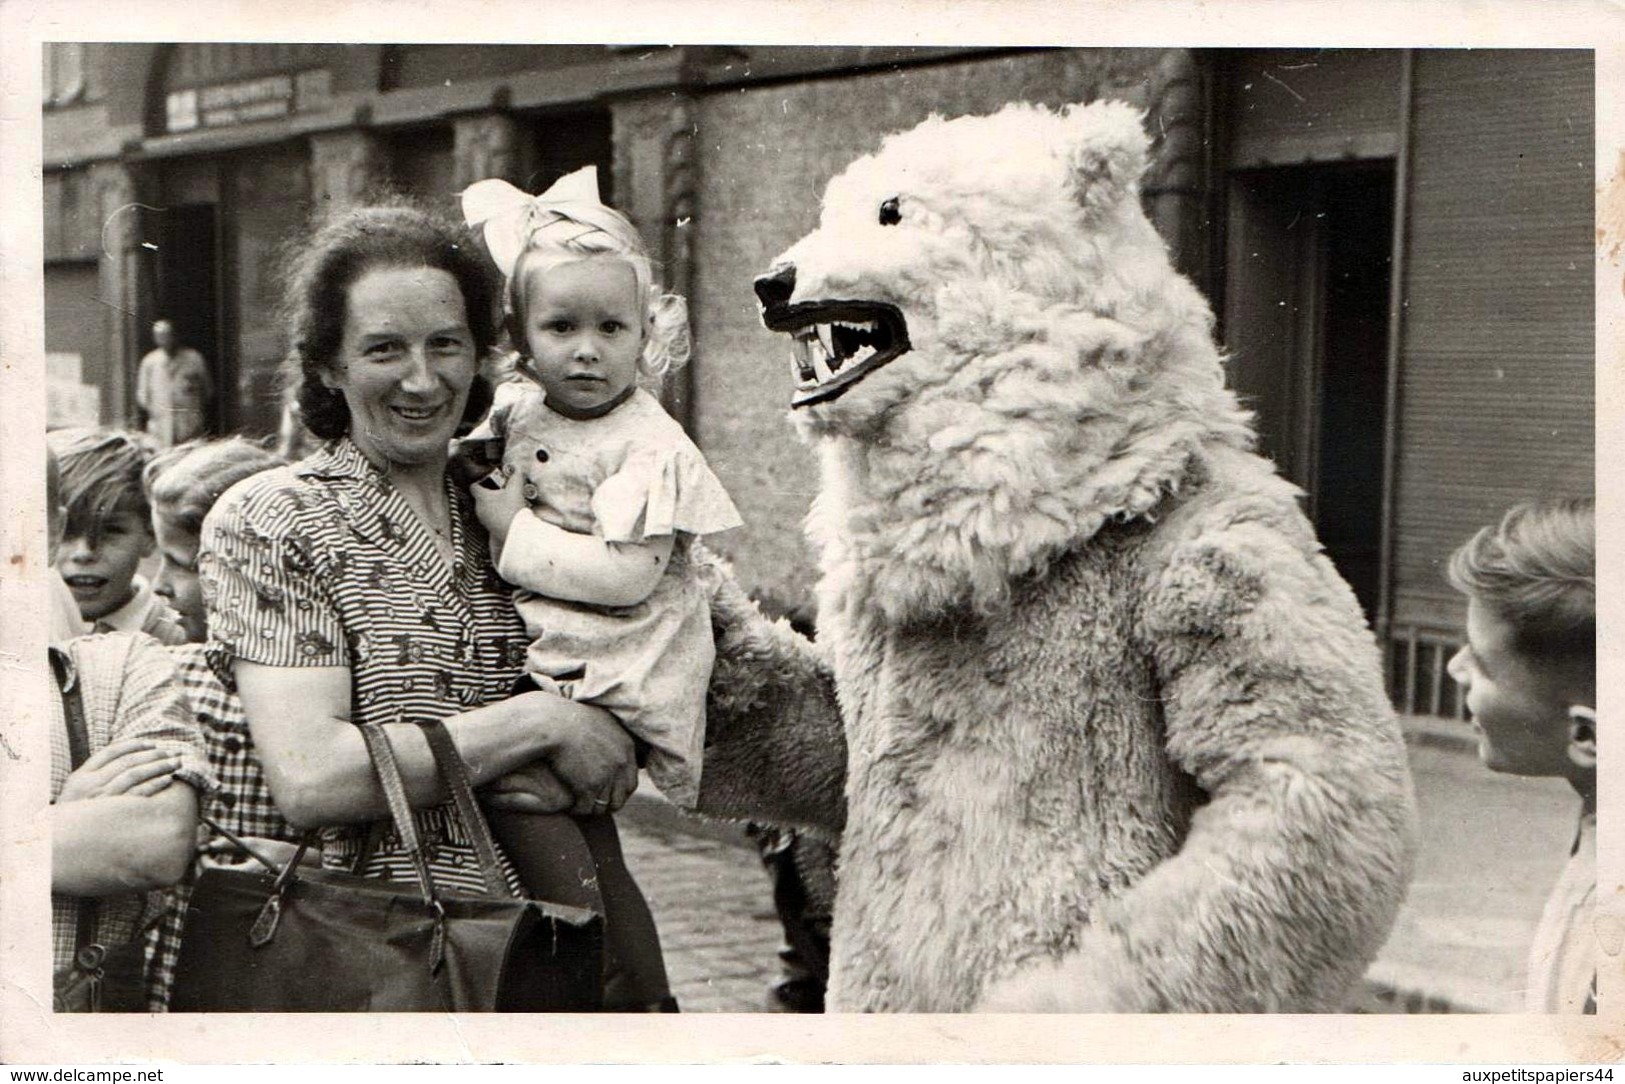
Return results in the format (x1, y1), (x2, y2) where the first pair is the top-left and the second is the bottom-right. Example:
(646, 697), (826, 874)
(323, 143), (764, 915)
(755, 101), (1255, 624)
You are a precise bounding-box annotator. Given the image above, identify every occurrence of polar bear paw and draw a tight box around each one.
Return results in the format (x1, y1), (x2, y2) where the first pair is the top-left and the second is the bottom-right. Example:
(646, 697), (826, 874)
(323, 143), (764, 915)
(973, 938), (1152, 1014)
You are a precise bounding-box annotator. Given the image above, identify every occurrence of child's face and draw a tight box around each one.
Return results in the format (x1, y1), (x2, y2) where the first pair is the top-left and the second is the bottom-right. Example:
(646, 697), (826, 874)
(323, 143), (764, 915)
(1446, 598), (1575, 776)
(56, 506), (154, 622)
(520, 257), (645, 415)
(152, 513), (205, 643)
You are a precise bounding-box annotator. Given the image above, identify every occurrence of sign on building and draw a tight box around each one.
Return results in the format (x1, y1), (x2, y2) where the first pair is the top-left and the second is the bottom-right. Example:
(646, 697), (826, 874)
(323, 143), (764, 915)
(165, 69), (331, 133)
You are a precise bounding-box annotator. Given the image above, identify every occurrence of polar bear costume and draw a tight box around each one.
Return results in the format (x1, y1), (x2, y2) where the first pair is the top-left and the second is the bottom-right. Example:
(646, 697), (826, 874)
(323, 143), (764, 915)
(696, 100), (1417, 1013)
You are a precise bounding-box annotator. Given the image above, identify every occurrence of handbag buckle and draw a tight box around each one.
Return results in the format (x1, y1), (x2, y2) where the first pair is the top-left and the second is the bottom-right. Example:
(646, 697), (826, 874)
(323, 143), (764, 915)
(429, 900), (447, 975)
(249, 895), (282, 948)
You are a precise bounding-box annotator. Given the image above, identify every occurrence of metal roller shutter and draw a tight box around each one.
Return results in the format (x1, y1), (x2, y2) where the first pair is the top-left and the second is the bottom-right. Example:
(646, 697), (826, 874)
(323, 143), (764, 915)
(1392, 49), (1594, 632)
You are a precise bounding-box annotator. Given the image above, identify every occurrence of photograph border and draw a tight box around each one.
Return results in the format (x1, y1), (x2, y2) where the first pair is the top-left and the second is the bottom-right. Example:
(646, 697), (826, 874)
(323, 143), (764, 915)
(2, 0), (1621, 1065)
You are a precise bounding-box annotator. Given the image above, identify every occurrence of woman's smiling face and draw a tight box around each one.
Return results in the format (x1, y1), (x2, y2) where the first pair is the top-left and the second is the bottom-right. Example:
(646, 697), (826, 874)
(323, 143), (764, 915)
(325, 265), (478, 470)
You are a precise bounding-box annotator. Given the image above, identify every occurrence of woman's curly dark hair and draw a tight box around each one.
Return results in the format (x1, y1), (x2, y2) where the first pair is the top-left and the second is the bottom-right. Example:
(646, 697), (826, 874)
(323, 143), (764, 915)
(282, 200), (500, 441)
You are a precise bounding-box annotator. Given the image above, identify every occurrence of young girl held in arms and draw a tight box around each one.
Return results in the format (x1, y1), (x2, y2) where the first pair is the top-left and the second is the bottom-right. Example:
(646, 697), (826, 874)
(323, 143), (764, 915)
(461, 168), (742, 1011)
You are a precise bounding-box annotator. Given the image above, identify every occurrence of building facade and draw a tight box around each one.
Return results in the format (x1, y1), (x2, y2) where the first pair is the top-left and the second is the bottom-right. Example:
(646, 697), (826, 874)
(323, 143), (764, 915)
(42, 44), (1594, 714)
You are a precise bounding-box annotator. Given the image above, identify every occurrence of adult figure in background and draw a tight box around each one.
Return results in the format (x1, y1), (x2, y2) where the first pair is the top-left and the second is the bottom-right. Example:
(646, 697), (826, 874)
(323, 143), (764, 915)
(199, 202), (655, 1003)
(136, 320), (212, 448)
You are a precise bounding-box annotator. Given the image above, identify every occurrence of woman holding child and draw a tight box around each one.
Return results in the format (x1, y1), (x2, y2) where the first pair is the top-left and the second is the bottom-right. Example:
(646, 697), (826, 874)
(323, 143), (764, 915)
(197, 193), (697, 1011)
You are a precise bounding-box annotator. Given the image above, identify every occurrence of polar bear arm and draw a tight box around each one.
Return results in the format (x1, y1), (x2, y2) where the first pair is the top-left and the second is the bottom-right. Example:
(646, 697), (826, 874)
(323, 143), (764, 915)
(1102, 495), (1416, 1011)
(691, 542), (848, 836)
(984, 482), (1417, 1013)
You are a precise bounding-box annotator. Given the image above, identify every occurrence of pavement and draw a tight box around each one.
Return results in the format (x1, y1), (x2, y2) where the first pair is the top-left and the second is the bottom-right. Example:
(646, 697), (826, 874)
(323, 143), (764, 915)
(616, 802), (787, 1013)
(1360, 719), (1578, 1013)
(617, 714), (1583, 1014)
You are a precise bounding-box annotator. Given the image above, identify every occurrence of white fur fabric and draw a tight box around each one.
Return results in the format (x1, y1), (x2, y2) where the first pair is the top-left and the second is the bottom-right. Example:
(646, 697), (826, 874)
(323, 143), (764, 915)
(699, 100), (1417, 1013)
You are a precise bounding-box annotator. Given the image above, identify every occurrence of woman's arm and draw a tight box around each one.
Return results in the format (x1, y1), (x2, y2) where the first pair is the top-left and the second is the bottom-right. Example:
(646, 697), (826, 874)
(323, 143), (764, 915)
(205, 477), (636, 829)
(52, 783), (198, 895)
(236, 662), (638, 828)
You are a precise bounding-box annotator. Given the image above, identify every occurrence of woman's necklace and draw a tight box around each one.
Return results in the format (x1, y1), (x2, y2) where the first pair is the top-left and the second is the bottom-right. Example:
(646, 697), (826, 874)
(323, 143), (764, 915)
(421, 500), (455, 564)
(427, 515), (451, 543)
(387, 468), (456, 564)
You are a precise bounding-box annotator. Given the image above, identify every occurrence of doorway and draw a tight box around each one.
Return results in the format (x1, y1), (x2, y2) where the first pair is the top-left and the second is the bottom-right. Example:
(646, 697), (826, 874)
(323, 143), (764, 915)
(1221, 163), (1393, 622)
(156, 203), (223, 435)
(526, 108), (613, 198)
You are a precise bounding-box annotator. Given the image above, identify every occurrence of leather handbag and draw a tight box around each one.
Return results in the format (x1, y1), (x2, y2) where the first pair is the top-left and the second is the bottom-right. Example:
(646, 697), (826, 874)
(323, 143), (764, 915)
(51, 647), (152, 1014)
(168, 717), (604, 1012)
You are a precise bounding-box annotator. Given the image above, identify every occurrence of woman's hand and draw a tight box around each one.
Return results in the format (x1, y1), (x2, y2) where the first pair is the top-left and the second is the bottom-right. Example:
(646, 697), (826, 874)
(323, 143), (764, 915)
(470, 464), (529, 550)
(57, 739), (180, 802)
(518, 691), (639, 815)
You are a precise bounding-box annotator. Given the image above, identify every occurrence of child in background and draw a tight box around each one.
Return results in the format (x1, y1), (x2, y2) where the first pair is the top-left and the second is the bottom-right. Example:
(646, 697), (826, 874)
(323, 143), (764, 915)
(49, 428), (186, 645)
(46, 444), (213, 1013)
(1446, 497), (1597, 1013)
(47, 448), (89, 643)
(462, 167), (742, 1011)
(141, 438), (301, 1008)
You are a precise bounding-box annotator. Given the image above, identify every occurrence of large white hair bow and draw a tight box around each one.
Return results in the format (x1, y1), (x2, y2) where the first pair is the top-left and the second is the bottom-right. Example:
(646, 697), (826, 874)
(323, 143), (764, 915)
(461, 166), (629, 281)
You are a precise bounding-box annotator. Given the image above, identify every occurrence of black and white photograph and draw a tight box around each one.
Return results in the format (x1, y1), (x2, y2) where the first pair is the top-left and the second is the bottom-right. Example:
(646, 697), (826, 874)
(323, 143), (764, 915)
(0, 0), (1620, 1068)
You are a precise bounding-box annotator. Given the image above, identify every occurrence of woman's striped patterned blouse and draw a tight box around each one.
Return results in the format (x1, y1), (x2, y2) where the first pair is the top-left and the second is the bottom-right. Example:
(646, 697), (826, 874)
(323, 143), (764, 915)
(200, 437), (532, 896)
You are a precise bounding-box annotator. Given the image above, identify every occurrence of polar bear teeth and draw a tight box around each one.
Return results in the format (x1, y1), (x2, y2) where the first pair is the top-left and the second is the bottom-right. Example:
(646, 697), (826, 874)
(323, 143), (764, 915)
(791, 320), (884, 386)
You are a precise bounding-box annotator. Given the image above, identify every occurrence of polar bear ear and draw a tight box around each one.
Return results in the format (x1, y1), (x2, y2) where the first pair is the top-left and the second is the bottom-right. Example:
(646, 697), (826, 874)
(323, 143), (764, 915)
(1060, 100), (1151, 217)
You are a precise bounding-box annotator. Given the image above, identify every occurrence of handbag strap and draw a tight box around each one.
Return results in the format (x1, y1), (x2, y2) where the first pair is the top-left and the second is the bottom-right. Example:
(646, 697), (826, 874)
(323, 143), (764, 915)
(256, 721), (503, 905)
(355, 721), (440, 908)
(200, 814), (292, 875)
(414, 718), (509, 898)
(50, 647), (100, 957)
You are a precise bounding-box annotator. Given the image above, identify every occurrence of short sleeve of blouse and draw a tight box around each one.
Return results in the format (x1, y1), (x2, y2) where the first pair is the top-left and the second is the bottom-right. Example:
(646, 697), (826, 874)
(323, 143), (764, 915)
(200, 474), (350, 669)
(590, 441), (743, 544)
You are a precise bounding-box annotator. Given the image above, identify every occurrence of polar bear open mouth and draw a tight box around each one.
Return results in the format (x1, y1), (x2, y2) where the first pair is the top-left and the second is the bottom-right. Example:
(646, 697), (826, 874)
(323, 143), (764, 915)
(762, 300), (912, 408)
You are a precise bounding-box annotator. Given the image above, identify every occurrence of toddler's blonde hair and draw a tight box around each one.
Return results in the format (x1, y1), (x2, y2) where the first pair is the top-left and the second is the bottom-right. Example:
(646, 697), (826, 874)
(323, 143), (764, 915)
(508, 208), (690, 381)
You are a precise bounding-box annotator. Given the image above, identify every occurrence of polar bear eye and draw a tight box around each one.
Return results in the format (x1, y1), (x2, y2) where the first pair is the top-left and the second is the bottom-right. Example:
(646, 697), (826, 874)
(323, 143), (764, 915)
(879, 197), (902, 226)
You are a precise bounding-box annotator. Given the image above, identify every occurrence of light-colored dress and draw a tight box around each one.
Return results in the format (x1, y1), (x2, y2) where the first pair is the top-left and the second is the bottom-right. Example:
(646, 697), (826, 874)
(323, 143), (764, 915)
(482, 386), (742, 808)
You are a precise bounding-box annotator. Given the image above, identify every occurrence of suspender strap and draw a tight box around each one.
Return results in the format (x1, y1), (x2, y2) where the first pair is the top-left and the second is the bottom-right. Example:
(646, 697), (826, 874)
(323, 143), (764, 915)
(51, 647), (100, 954)
(52, 648), (91, 769)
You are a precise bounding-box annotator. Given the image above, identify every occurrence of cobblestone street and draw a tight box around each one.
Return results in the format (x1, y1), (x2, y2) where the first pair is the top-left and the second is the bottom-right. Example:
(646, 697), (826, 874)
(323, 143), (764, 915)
(619, 801), (787, 1013)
